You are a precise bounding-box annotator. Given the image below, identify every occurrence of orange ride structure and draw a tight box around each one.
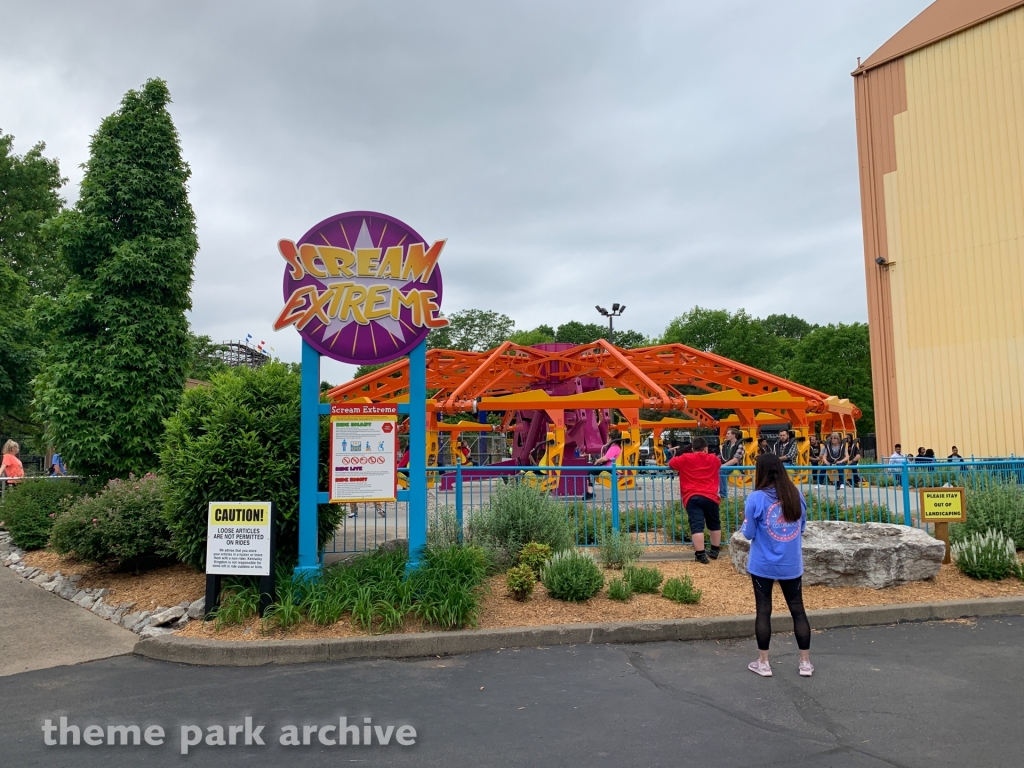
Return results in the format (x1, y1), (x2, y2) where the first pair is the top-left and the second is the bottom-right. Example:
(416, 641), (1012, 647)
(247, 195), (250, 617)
(325, 341), (860, 492)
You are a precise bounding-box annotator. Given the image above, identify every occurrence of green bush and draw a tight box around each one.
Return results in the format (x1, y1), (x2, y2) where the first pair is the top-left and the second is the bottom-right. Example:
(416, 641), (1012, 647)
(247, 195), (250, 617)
(0, 479), (86, 550)
(541, 550), (604, 602)
(505, 564), (536, 601)
(428, 506), (462, 548)
(804, 494), (897, 524)
(518, 542), (553, 576)
(951, 481), (1024, 546)
(50, 474), (172, 570)
(662, 575), (701, 604)
(469, 481), (573, 567)
(598, 530), (644, 569)
(625, 507), (659, 533)
(607, 576), (632, 602)
(952, 529), (1019, 581)
(161, 363), (342, 571)
(624, 565), (663, 594)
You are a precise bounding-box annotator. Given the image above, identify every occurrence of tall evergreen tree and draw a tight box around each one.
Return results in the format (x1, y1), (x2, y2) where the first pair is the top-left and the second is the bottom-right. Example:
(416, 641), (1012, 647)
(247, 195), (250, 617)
(35, 79), (197, 477)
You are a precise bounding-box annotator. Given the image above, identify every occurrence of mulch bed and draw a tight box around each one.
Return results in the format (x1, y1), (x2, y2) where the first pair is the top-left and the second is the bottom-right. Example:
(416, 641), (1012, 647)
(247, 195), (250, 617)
(24, 548), (1024, 642)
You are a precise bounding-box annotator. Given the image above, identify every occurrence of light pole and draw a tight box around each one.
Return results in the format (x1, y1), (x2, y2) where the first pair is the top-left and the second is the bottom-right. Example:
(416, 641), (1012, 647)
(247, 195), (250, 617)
(595, 303), (626, 344)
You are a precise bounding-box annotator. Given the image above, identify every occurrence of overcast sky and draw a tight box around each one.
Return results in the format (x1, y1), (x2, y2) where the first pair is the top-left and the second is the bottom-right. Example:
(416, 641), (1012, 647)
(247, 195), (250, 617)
(1, 0), (926, 382)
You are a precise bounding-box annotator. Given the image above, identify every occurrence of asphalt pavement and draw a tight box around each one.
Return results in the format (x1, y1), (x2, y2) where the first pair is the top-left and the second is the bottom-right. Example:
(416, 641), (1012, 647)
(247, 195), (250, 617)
(1, 616), (1021, 767)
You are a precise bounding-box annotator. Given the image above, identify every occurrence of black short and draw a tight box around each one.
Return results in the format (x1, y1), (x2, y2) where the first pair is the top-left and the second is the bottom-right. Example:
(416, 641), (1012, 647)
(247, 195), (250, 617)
(686, 495), (720, 534)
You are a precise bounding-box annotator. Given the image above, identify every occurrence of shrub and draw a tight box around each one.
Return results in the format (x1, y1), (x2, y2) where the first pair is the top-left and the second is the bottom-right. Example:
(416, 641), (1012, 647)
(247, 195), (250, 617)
(0, 479), (85, 550)
(625, 507), (659, 533)
(662, 575), (702, 604)
(505, 564), (536, 601)
(160, 363), (343, 571)
(624, 565), (663, 594)
(470, 482), (573, 567)
(951, 481), (1024, 546)
(598, 530), (644, 569)
(607, 576), (632, 602)
(50, 474), (172, 570)
(952, 529), (1019, 581)
(518, 542), (552, 576)
(541, 550), (604, 602)
(428, 506), (462, 549)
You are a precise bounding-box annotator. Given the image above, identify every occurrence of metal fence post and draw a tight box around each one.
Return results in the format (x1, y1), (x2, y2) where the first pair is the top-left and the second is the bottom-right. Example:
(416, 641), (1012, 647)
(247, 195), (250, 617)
(901, 461), (912, 526)
(611, 461), (620, 532)
(455, 458), (464, 543)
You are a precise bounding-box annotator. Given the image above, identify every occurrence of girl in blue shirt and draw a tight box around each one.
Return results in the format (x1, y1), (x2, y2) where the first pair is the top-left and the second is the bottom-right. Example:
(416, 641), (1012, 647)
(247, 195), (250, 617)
(741, 453), (813, 678)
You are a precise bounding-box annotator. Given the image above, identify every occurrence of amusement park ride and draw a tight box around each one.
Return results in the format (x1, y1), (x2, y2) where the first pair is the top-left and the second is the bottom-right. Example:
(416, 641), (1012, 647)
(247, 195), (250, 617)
(325, 340), (860, 492)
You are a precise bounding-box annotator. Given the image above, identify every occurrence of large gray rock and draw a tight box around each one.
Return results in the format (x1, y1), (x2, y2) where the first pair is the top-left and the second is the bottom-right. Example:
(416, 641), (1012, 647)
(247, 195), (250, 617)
(729, 520), (946, 589)
(149, 606), (185, 626)
(186, 597), (206, 619)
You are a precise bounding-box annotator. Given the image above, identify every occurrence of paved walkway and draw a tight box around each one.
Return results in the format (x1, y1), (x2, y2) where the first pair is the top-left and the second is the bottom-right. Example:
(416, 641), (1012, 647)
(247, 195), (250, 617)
(2, 617), (1021, 765)
(0, 564), (136, 677)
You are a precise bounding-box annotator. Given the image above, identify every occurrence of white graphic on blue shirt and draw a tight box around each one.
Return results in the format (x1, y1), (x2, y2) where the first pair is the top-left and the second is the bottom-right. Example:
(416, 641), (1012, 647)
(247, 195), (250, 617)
(765, 502), (801, 542)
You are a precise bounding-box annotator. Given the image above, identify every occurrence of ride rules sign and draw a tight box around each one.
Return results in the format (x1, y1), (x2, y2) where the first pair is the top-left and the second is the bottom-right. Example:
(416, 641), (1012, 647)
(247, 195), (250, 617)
(330, 403), (398, 504)
(205, 502), (273, 576)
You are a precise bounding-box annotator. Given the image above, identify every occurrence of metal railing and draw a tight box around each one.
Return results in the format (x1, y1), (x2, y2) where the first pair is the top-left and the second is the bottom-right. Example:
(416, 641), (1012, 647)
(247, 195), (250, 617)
(319, 458), (1024, 556)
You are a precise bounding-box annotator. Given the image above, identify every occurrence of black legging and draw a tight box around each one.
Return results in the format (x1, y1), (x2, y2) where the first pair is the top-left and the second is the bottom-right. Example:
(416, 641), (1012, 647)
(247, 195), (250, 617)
(751, 575), (811, 652)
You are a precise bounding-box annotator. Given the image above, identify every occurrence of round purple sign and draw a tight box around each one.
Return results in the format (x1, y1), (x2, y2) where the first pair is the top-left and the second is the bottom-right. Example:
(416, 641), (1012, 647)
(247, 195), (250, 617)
(274, 211), (446, 365)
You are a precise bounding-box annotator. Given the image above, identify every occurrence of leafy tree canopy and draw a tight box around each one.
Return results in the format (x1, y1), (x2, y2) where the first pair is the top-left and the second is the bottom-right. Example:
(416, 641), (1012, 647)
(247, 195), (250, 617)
(0, 132), (65, 423)
(35, 79), (197, 478)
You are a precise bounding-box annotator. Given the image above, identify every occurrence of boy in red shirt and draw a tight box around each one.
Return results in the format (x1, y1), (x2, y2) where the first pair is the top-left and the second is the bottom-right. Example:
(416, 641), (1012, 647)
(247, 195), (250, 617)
(668, 437), (722, 564)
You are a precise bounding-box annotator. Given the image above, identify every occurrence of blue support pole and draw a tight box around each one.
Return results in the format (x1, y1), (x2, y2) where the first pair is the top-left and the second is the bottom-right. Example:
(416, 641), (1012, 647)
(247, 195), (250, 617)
(611, 461), (620, 532)
(407, 339), (428, 570)
(455, 458), (464, 543)
(296, 340), (321, 576)
(901, 461), (912, 527)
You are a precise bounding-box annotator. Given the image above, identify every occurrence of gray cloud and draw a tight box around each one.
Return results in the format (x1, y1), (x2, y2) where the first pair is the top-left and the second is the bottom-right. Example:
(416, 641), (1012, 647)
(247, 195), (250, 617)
(0, 0), (925, 381)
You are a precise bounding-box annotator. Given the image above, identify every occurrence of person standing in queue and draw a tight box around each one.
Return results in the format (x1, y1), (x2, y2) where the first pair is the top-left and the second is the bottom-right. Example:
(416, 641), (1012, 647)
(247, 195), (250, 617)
(669, 437), (722, 564)
(742, 453), (812, 678)
(1, 440), (25, 484)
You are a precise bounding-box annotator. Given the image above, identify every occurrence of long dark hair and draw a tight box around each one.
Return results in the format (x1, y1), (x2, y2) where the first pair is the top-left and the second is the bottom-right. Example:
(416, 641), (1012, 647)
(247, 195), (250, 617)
(754, 453), (803, 522)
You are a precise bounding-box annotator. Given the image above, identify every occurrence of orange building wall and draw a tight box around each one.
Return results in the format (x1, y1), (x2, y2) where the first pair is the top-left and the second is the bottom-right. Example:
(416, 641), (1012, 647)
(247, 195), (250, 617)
(855, 6), (1024, 457)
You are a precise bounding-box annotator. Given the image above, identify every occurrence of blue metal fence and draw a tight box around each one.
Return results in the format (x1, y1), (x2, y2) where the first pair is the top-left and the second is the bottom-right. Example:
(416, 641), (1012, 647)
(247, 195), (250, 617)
(320, 459), (1024, 556)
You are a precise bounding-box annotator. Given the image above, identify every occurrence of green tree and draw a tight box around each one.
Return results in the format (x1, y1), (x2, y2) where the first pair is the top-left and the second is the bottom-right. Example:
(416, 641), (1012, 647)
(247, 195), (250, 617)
(427, 308), (515, 351)
(0, 132), (64, 427)
(662, 307), (786, 375)
(35, 79), (197, 478)
(613, 329), (650, 348)
(789, 323), (874, 433)
(509, 325), (556, 346)
(762, 313), (817, 341)
(555, 321), (607, 345)
(185, 333), (228, 382)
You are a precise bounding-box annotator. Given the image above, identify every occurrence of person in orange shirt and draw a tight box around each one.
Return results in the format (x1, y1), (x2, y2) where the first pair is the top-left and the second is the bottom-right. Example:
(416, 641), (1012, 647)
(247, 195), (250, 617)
(668, 436), (722, 564)
(1, 440), (26, 484)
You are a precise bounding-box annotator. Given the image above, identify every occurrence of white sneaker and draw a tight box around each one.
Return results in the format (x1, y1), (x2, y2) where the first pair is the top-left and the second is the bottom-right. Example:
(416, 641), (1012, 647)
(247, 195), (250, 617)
(748, 660), (772, 677)
(799, 660), (814, 677)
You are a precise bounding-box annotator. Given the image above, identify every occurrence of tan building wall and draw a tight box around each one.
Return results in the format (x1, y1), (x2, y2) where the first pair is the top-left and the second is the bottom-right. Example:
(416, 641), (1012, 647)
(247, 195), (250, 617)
(855, 2), (1024, 458)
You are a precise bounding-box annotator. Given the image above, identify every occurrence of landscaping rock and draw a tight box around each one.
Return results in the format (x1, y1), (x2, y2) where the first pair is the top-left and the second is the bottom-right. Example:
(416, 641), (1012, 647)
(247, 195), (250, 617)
(91, 599), (117, 620)
(42, 580), (59, 592)
(31, 572), (51, 585)
(729, 520), (946, 589)
(175, 613), (190, 628)
(150, 606), (186, 626)
(57, 582), (78, 600)
(186, 597), (206, 619)
(138, 626), (175, 639)
(22, 567), (39, 579)
(68, 574), (82, 583)
(72, 591), (96, 610)
(121, 610), (150, 630)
